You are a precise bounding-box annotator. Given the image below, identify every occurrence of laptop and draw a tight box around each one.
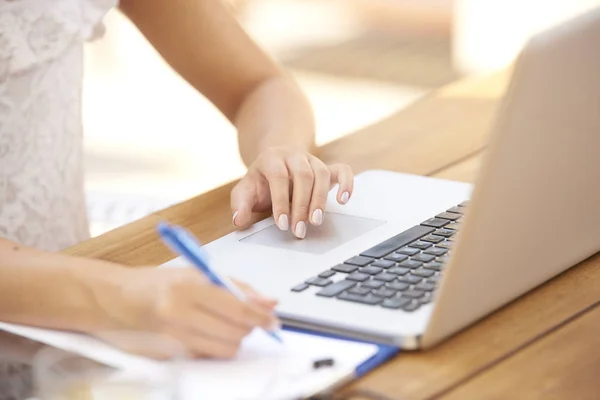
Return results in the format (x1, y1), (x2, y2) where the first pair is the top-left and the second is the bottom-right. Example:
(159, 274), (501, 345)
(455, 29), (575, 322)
(166, 7), (600, 349)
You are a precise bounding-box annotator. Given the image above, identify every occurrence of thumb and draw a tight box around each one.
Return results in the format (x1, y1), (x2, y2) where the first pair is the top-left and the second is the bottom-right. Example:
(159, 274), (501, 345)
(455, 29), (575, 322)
(230, 179), (256, 229)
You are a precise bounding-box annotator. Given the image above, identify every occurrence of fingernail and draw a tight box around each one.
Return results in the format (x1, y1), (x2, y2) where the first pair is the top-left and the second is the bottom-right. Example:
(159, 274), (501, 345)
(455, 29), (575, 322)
(311, 209), (323, 225)
(294, 221), (306, 239)
(277, 214), (289, 231)
(270, 319), (281, 331)
(232, 210), (239, 226)
(341, 192), (350, 204)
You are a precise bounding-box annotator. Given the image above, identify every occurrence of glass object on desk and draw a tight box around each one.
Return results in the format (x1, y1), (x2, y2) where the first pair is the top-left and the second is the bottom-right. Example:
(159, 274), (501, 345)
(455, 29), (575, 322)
(32, 331), (186, 400)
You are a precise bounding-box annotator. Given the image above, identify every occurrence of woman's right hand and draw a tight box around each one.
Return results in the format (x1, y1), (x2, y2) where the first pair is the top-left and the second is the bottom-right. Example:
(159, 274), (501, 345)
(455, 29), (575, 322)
(100, 267), (279, 359)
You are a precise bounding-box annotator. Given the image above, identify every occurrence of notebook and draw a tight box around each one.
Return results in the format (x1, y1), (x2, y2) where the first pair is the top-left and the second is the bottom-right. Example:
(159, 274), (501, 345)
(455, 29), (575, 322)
(0, 321), (396, 400)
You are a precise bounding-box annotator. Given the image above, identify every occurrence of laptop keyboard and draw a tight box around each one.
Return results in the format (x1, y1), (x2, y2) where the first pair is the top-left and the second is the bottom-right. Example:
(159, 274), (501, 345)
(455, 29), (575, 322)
(290, 201), (468, 312)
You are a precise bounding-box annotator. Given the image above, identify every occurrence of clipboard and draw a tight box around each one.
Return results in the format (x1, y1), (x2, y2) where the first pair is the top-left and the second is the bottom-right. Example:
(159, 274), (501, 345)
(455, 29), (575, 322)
(283, 326), (399, 382)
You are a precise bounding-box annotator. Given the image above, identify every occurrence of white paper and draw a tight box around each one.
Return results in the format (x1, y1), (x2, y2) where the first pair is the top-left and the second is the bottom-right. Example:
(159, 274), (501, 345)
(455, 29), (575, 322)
(0, 322), (378, 400)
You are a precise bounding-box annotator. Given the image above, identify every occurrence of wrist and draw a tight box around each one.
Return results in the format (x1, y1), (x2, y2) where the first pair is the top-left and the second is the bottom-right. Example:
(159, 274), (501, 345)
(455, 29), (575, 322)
(75, 262), (141, 333)
(235, 76), (316, 166)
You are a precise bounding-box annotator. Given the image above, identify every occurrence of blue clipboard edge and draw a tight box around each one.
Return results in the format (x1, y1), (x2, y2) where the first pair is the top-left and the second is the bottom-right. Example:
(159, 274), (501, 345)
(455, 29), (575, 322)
(282, 326), (399, 378)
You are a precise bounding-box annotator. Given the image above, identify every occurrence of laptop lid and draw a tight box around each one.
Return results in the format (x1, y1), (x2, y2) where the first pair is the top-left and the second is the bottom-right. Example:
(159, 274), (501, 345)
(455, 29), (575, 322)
(422, 7), (600, 348)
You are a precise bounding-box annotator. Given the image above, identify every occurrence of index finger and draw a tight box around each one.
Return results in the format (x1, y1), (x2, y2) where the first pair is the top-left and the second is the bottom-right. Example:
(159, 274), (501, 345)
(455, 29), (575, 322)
(261, 158), (291, 231)
(195, 285), (279, 331)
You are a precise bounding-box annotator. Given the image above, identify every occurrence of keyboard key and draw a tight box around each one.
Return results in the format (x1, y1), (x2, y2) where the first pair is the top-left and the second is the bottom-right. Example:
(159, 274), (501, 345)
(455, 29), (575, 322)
(419, 296), (433, 305)
(415, 282), (436, 291)
(373, 273), (397, 282)
(361, 280), (385, 289)
(316, 280), (356, 297)
(425, 247), (448, 256)
(398, 260), (423, 269)
(421, 235), (444, 244)
(434, 229), (455, 237)
(437, 255), (451, 264)
(421, 218), (450, 228)
(348, 286), (371, 296)
(332, 264), (358, 273)
(347, 272), (370, 282)
(436, 241), (453, 250)
(436, 212), (461, 221)
(411, 269), (435, 278)
(402, 301), (421, 312)
(423, 262), (443, 271)
(402, 290), (425, 299)
(384, 253), (409, 263)
(387, 282), (410, 291)
(371, 259), (396, 268)
(410, 241), (433, 250)
(360, 266), (384, 275)
(382, 297), (411, 309)
(427, 276), (441, 284)
(345, 256), (375, 267)
(306, 277), (333, 287)
(318, 270), (336, 278)
(447, 206), (464, 214)
(412, 253), (436, 263)
(397, 247), (420, 256)
(459, 200), (470, 207)
(398, 275), (422, 284)
(291, 283), (309, 292)
(372, 288), (396, 298)
(388, 266), (410, 276)
(338, 292), (383, 305)
(360, 225), (434, 258)
(446, 222), (461, 231)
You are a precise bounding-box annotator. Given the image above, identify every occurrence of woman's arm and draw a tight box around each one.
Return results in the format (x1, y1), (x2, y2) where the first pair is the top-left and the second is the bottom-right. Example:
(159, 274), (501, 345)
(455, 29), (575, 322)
(0, 238), (277, 358)
(119, 0), (315, 165)
(120, 0), (353, 238)
(0, 238), (128, 332)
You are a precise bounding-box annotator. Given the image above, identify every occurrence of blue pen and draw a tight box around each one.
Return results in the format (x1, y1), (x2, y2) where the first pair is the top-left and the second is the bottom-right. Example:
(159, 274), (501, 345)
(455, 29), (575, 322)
(157, 222), (283, 343)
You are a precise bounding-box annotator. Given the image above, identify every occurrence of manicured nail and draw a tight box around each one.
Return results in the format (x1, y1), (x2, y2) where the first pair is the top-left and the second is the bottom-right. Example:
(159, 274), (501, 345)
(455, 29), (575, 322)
(311, 209), (323, 225)
(295, 221), (306, 239)
(232, 210), (239, 226)
(277, 214), (289, 231)
(341, 192), (350, 204)
(270, 319), (282, 331)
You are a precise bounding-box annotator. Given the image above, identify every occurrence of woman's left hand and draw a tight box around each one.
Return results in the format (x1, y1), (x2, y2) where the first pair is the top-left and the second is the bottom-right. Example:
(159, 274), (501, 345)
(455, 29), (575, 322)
(230, 145), (354, 238)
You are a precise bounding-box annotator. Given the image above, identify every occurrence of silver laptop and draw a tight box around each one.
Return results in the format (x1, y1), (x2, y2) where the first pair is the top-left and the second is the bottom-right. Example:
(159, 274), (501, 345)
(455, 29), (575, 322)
(165, 7), (600, 349)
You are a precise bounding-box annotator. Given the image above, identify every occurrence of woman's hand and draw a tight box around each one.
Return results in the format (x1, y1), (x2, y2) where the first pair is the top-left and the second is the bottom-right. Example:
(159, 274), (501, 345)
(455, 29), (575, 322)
(104, 268), (278, 359)
(230, 145), (354, 238)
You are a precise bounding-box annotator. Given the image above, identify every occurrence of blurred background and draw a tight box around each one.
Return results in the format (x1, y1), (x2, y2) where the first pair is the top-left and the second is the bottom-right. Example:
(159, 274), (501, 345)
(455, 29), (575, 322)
(83, 0), (600, 236)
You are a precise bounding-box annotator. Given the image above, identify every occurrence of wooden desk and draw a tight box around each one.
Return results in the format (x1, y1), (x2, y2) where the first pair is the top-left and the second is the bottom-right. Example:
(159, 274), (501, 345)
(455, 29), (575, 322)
(64, 70), (600, 399)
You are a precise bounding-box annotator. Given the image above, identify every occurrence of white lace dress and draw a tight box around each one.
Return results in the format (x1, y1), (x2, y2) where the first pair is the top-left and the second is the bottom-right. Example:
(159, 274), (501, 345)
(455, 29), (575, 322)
(0, 0), (116, 252)
(1, 2), (117, 398)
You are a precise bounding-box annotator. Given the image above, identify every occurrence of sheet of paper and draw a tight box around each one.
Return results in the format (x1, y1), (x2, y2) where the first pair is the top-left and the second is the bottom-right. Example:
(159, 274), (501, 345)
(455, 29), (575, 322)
(0, 322), (378, 400)
(177, 329), (378, 400)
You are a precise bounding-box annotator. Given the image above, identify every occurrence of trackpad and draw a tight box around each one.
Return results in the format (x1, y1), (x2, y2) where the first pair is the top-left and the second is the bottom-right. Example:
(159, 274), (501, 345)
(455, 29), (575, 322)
(239, 213), (385, 255)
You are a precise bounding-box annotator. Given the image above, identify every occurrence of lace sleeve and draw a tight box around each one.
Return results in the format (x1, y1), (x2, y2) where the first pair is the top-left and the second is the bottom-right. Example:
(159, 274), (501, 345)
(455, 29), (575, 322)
(0, 0), (118, 76)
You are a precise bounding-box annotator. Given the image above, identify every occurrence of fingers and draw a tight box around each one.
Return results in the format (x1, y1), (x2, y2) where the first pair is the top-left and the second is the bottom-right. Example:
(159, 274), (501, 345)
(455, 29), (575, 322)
(233, 279), (278, 309)
(286, 156), (314, 239)
(172, 328), (242, 359)
(329, 163), (354, 205)
(187, 303), (253, 344)
(193, 285), (279, 332)
(238, 145), (355, 239)
(230, 178), (256, 229)
(152, 270), (279, 359)
(308, 156), (330, 227)
(260, 156), (290, 231)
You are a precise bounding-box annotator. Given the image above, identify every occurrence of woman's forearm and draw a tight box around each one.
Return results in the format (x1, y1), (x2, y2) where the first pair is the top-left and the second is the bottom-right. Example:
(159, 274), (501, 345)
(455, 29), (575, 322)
(120, 0), (316, 166)
(0, 239), (130, 333)
(235, 75), (316, 166)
